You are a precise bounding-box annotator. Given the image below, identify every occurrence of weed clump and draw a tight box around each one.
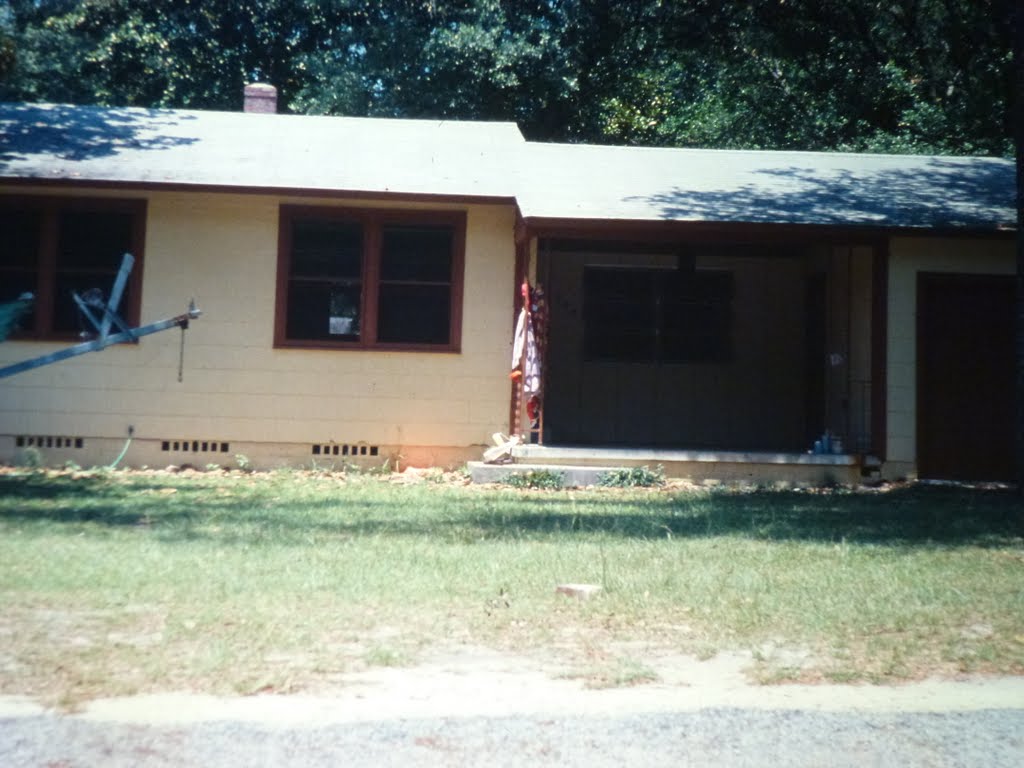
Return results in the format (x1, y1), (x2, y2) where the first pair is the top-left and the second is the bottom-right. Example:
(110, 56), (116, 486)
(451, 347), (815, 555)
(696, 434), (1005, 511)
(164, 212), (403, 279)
(598, 465), (665, 488)
(504, 469), (565, 490)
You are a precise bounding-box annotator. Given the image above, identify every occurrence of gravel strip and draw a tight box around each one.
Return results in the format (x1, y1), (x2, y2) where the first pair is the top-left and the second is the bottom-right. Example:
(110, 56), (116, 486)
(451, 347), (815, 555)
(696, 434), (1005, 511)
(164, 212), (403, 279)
(3, 708), (1024, 767)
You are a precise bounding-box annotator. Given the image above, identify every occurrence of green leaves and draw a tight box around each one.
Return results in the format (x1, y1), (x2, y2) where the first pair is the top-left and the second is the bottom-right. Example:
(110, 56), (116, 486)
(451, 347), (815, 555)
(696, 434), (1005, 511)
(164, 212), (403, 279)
(0, 0), (1012, 155)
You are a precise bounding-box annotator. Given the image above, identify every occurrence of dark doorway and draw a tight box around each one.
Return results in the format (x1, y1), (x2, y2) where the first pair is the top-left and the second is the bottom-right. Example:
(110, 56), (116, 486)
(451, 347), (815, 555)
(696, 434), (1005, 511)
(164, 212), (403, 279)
(917, 273), (1015, 481)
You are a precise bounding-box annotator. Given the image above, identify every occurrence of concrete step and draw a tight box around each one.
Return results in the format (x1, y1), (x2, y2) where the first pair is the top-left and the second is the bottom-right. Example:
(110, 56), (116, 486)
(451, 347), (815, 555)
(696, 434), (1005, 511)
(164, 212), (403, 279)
(467, 461), (622, 488)
(509, 445), (861, 486)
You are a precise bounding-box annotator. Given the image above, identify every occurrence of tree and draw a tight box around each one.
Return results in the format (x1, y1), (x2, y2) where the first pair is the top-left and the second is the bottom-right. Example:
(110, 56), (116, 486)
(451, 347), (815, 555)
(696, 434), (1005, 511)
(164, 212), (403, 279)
(0, 0), (1014, 156)
(584, 0), (1013, 155)
(292, 0), (577, 139)
(0, 0), (364, 110)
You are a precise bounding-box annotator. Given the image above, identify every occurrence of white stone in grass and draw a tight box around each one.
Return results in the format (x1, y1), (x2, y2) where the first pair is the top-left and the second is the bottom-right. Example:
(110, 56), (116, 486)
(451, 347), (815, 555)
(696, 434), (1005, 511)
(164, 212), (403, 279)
(555, 583), (602, 600)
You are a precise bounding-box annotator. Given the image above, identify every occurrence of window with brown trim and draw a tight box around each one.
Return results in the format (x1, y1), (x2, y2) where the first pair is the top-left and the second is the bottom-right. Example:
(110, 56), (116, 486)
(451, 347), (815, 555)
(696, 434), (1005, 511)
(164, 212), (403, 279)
(276, 206), (465, 351)
(584, 266), (733, 364)
(0, 197), (146, 340)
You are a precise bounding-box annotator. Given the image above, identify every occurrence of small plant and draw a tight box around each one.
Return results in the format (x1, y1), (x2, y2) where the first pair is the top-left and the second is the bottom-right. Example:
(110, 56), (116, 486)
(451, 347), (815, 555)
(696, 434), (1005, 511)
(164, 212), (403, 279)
(62, 460), (82, 472)
(598, 464), (665, 488)
(568, 657), (658, 689)
(205, 463), (222, 472)
(234, 454), (253, 472)
(423, 467), (446, 484)
(365, 458), (392, 476)
(608, 658), (659, 688)
(505, 469), (564, 490)
(14, 446), (44, 469)
(306, 458), (336, 475)
(364, 644), (408, 668)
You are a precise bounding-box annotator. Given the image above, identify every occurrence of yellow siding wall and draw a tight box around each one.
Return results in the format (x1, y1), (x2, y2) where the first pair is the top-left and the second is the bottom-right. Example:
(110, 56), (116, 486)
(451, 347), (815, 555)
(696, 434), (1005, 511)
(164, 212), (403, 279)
(885, 236), (1014, 476)
(0, 187), (516, 467)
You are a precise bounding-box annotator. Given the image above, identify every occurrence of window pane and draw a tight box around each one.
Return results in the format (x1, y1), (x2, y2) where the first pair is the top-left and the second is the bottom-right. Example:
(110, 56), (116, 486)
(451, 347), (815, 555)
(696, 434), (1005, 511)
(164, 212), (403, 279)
(0, 209), (40, 269)
(662, 272), (733, 363)
(377, 284), (450, 344)
(291, 219), (362, 278)
(57, 211), (133, 270)
(583, 267), (732, 363)
(0, 209), (40, 332)
(380, 225), (452, 282)
(0, 273), (37, 333)
(53, 273), (133, 334)
(286, 282), (361, 341)
(584, 268), (657, 362)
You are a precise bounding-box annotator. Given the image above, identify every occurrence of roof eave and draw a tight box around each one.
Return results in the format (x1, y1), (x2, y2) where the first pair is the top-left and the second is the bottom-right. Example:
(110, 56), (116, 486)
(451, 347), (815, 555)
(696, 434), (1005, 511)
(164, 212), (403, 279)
(0, 175), (519, 207)
(519, 215), (1017, 243)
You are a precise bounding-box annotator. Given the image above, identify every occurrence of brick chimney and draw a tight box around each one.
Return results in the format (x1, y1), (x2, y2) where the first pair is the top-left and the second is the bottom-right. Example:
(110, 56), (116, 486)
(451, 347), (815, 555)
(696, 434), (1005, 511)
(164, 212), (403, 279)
(243, 83), (277, 114)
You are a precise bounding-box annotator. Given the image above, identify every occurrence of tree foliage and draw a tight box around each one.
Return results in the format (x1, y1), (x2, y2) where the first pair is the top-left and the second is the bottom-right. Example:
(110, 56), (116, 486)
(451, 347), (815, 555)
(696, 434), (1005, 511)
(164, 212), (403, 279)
(0, 0), (1013, 155)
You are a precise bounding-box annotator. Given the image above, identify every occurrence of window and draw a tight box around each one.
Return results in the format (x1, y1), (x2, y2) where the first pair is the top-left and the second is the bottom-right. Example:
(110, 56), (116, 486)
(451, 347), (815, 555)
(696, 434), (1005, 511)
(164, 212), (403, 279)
(584, 267), (733, 363)
(276, 206), (465, 351)
(0, 197), (146, 339)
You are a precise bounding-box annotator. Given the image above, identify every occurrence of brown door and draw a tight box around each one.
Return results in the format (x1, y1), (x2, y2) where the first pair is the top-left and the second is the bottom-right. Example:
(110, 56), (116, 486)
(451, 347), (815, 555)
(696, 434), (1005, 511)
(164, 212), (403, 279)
(917, 273), (1015, 481)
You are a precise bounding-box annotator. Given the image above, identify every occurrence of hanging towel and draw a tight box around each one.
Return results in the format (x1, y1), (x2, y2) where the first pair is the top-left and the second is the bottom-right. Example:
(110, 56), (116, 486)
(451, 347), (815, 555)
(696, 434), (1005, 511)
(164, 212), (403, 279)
(511, 306), (541, 395)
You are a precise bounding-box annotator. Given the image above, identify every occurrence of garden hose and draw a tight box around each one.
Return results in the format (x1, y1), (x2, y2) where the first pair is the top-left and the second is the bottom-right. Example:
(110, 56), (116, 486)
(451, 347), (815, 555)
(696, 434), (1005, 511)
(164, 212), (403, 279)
(109, 432), (133, 469)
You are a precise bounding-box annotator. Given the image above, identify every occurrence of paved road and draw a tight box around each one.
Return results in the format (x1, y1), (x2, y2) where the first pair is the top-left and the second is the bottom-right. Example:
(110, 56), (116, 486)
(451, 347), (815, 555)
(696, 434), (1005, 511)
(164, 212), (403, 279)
(3, 650), (1023, 766)
(3, 706), (1023, 767)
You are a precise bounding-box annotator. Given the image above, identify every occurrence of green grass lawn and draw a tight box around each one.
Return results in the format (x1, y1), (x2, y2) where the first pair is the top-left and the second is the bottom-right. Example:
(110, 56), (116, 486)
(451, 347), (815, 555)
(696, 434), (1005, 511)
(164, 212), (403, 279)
(1, 467), (1022, 706)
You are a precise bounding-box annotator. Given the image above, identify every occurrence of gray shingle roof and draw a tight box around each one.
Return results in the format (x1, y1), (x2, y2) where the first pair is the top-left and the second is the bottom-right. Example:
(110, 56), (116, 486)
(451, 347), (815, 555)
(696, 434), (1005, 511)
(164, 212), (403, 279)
(0, 102), (1015, 231)
(0, 102), (524, 199)
(517, 142), (1015, 230)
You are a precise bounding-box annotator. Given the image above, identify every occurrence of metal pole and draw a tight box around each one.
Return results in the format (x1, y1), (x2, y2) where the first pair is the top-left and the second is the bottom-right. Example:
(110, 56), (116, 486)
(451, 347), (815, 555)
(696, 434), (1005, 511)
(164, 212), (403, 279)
(99, 253), (134, 340)
(0, 306), (201, 380)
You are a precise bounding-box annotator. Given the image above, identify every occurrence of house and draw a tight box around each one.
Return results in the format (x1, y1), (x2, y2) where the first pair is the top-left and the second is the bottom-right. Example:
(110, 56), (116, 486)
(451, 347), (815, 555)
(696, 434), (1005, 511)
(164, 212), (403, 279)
(0, 87), (1016, 483)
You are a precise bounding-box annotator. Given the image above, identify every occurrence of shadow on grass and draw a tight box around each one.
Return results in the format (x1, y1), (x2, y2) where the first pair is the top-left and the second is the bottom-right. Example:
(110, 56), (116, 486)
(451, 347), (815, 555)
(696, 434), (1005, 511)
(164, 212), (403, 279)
(466, 485), (1024, 548)
(0, 473), (1021, 548)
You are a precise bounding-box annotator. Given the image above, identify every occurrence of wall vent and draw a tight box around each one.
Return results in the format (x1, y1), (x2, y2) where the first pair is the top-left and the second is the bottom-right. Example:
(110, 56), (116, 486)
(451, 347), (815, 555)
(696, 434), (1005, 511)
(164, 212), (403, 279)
(311, 443), (379, 457)
(160, 440), (230, 453)
(15, 435), (84, 449)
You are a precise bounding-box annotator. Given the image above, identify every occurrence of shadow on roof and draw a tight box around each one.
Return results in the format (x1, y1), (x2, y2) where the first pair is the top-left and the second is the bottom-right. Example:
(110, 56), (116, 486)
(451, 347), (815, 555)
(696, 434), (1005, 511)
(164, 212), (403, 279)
(632, 158), (1014, 229)
(0, 103), (197, 163)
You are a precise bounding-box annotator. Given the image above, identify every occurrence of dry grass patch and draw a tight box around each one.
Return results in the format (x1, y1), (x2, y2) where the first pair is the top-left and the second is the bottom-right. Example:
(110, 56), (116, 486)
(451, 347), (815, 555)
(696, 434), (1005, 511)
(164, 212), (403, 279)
(1, 467), (1022, 706)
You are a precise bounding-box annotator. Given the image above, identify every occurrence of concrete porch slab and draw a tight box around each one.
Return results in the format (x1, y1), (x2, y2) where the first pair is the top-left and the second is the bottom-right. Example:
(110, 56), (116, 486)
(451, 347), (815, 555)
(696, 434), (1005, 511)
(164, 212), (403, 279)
(509, 445), (862, 486)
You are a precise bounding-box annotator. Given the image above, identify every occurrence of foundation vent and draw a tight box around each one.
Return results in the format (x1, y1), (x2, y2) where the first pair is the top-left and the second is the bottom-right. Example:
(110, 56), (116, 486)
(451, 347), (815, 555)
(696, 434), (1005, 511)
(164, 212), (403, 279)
(160, 440), (231, 454)
(312, 443), (379, 457)
(15, 435), (84, 449)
